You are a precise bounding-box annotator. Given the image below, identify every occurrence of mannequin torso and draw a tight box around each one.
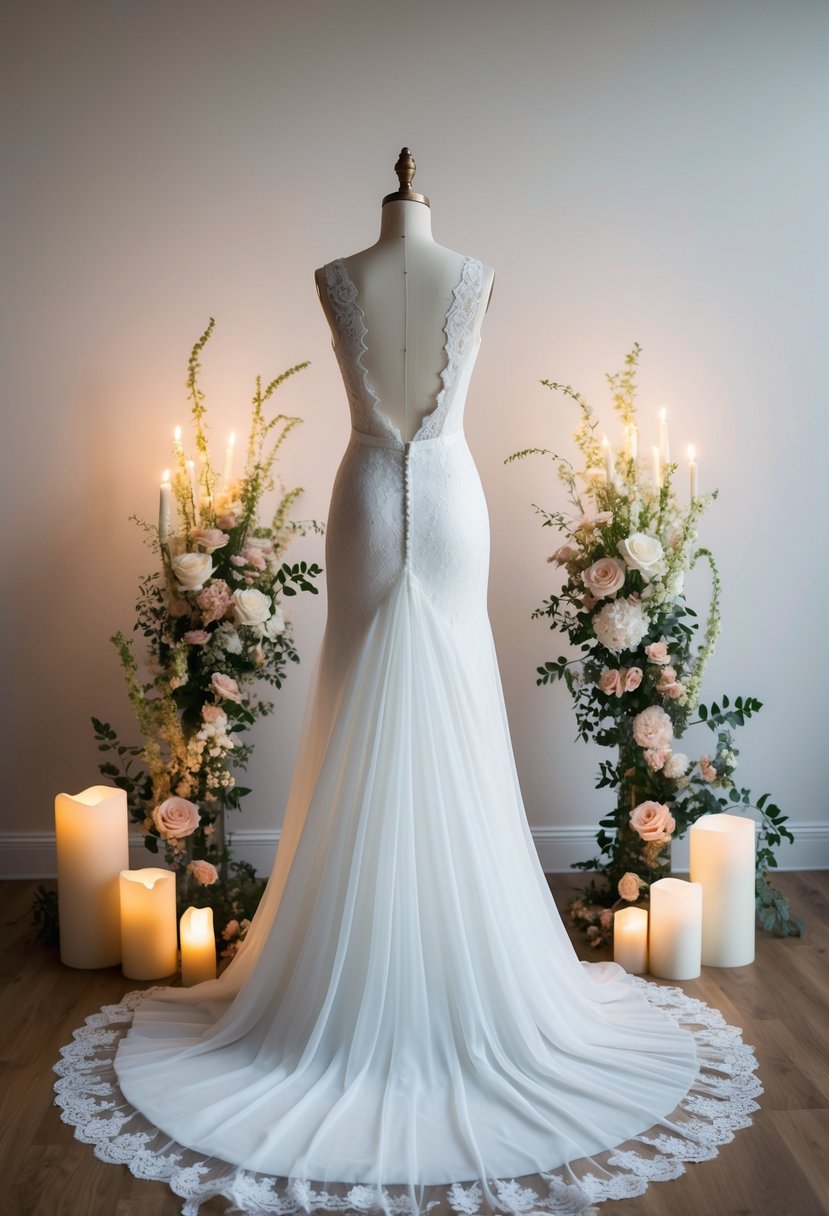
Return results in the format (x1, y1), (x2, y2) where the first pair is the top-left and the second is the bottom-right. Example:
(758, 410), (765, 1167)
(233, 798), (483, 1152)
(316, 200), (494, 442)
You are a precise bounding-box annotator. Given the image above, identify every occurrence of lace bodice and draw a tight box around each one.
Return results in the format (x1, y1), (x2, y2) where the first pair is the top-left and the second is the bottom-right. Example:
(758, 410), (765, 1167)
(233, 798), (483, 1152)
(323, 255), (485, 444)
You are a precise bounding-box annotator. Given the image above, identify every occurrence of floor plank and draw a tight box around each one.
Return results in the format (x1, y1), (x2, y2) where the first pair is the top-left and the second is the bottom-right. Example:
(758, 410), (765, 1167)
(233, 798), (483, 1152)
(2, 873), (827, 1216)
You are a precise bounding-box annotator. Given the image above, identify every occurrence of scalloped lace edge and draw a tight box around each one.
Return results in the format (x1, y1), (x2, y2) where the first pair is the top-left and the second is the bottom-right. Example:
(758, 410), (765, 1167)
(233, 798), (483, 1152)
(52, 976), (762, 1215)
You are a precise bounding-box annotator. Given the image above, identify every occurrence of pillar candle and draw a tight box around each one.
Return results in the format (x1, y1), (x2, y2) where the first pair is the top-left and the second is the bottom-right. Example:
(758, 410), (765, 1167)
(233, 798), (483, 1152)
(648, 877), (702, 980)
(652, 445), (662, 488)
(658, 407), (670, 464)
(690, 813), (756, 967)
(602, 436), (614, 484)
(159, 469), (172, 541)
(613, 906), (648, 974)
(224, 431), (236, 484)
(54, 786), (129, 969)
(180, 905), (217, 986)
(119, 868), (178, 980)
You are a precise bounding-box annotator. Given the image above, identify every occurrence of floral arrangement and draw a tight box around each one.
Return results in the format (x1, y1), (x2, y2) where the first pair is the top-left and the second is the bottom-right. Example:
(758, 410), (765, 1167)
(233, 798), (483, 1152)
(509, 344), (800, 946)
(92, 320), (322, 956)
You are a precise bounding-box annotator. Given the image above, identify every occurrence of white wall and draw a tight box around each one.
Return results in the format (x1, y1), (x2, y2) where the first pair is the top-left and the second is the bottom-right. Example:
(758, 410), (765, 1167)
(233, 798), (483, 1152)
(2, 0), (827, 876)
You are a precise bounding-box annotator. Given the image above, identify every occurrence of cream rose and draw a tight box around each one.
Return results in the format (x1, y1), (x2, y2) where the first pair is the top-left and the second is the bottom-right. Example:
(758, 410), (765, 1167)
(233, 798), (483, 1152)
(582, 557), (626, 600)
(232, 588), (272, 627)
(211, 672), (242, 702)
(632, 704), (673, 750)
(617, 532), (665, 580)
(183, 629), (210, 645)
(630, 800), (676, 844)
(153, 796), (200, 839)
(623, 666), (643, 692)
(172, 551), (214, 592)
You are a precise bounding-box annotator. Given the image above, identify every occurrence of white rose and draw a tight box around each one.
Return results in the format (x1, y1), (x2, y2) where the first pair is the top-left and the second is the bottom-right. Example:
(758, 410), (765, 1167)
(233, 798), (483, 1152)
(264, 605), (285, 638)
(617, 532), (665, 581)
(172, 551), (214, 592)
(232, 587), (272, 627)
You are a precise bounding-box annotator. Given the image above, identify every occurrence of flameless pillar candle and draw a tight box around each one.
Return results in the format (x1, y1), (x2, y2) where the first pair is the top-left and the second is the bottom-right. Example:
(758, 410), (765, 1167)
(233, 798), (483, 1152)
(648, 878), (702, 980)
(119, 868), (178, 980)
(613, 907), (648, 974)
(54, 786), (129, 968)
(180, 905), (217, 986)
(690, 813), (756, 967)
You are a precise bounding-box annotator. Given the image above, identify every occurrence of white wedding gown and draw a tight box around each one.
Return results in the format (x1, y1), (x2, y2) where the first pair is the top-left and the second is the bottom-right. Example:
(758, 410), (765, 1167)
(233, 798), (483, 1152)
(54, 255), (761, 1216)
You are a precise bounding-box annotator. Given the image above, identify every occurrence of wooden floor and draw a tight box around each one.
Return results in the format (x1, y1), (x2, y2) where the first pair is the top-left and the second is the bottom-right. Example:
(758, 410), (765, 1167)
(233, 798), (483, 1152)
(2, 872), (828, 1216)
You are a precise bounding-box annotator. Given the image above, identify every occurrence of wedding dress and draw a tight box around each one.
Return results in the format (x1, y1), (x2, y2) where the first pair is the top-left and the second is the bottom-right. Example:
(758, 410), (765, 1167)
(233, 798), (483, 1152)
(53, 254), (761, 1216)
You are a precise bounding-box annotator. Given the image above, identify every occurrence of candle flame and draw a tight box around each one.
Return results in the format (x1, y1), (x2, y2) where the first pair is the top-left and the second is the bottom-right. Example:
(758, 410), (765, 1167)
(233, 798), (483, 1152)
(174, 425), (182, 443)
(659, 407), (667, 422)
(601, 435), (609, 449)
(186, 458), (195, 471)
(687, 444), (696, 462)
(162, 468), (170, 484)
(228, 431), (236, 448)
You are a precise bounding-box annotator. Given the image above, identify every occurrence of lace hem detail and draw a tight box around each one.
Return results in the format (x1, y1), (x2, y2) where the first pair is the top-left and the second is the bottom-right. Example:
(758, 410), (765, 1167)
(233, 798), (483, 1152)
(52, 977), (761, 1216)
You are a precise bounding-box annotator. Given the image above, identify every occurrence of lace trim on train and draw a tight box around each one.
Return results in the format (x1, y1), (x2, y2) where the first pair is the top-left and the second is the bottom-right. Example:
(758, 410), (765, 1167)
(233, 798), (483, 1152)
(52, 978), (761, 1216)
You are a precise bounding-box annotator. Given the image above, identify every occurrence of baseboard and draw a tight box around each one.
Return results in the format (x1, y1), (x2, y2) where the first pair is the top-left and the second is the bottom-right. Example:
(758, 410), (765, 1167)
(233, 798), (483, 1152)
(2, 821), (827, 880)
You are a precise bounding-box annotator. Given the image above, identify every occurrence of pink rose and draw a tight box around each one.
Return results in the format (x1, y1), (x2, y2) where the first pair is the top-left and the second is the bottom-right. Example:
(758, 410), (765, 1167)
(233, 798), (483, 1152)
(222, 918), (241, 940)
(153, 796), (200, 839)
(197, 579), (232, 625)
(211, 672), (242, 702)
(550, 541), (581, 566)
(216, 513), (237, 529)
(202, 704), (227, 725)
(699, 755), (718, 782)
(183, 629), (210, 645)
(618, 872), (643, 901)
(630, 800), (676, 844)
(645, 641), (670, 665)
(623, 666), (643, 692)
(599, 668), (621, 696)
(168, 599), (191, 619)
(632, 704), (673, 750)
(187, 859), (219, 885)
(190, 527), (230, 554)
(582, 557), (626, 600)
(656, 666), (685, 699)
(644, 747), (670, 771)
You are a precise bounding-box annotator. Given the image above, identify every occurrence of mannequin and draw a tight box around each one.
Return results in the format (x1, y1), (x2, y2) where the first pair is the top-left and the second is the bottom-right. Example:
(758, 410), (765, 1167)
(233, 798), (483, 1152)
(315, 149), (495, 442)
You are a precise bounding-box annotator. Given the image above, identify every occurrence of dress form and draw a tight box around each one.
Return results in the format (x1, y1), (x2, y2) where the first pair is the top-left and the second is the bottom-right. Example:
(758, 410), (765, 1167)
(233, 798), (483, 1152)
(316, 149), (495, 442)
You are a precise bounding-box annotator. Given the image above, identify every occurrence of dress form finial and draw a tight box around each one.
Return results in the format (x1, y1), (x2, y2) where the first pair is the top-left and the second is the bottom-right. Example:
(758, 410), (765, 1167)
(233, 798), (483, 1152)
(382, 147), (430, 208)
